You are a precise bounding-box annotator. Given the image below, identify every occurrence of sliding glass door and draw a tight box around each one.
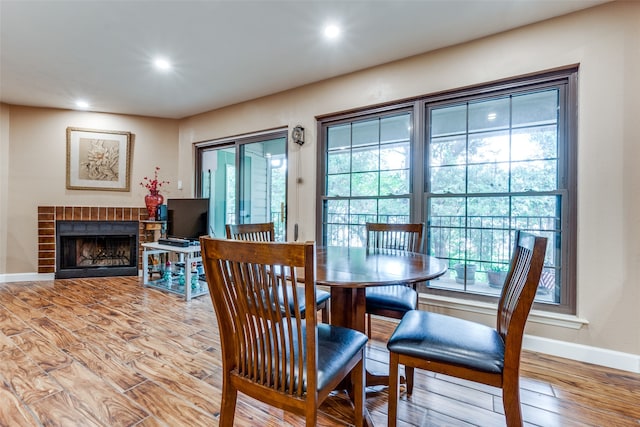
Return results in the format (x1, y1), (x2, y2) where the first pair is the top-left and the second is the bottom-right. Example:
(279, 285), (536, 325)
(199, 147), (235, 239)
(197, 131), (287, 241)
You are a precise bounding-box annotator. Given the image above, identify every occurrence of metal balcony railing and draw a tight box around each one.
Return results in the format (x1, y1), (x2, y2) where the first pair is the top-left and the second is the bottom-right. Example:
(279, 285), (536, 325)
(323, 212), (558, 302)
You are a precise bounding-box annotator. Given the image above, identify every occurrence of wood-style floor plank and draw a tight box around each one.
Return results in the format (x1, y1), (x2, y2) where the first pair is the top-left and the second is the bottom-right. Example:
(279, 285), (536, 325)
(62, 340), (147, 392)
(130, 334), (221, 379)
(29, 391), (105, 427)
(0, 346), (62, 405)
(0, 305), (32, 337)
(0, 277), (638, 427)
(124, 380), (218, 425)
(48, 361), (149, 427)
(129, 354), (221, 415)
(0, 379), (40, 427)
(10, 330), (74, 373)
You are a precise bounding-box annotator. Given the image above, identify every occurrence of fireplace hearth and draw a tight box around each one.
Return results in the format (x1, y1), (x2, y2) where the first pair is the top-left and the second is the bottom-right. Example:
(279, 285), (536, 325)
(56, 220), (139, 279)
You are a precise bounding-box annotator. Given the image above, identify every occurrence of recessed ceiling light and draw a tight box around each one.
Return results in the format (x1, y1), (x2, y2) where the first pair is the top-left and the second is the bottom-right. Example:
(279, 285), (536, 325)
(324, 24), (341, 39)
(75, 100), (89, 109)
(487, 113), (497, 121)
(154, 57), (172, 71)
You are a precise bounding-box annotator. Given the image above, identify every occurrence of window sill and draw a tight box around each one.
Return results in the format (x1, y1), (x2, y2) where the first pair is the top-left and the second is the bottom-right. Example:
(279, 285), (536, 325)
(418, 293), (589, 330)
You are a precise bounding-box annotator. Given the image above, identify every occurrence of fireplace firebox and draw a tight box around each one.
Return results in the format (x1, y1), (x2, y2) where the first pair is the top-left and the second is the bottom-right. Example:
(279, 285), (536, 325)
(55, 221), (139, 278)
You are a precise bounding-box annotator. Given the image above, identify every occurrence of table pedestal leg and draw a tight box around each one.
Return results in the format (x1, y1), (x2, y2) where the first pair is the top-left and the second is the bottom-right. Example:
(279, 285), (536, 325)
(330, 287), (404, 391)
(330, 287), (366, 331)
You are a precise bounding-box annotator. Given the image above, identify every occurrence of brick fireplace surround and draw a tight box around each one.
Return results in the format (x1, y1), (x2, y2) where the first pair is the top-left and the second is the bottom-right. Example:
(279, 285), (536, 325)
(38, 206), (153, 274)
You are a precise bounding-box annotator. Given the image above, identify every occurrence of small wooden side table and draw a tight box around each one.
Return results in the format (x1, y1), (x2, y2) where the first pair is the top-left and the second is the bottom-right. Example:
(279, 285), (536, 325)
(141, 220), (166, 243)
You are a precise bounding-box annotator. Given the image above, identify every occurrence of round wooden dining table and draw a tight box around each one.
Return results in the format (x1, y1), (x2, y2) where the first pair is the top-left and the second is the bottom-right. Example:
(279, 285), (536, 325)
(314, 246), (448, 386)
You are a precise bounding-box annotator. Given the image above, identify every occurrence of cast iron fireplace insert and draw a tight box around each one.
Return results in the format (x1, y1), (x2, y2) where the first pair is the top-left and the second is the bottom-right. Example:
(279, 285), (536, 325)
(55, 220), (139, 279)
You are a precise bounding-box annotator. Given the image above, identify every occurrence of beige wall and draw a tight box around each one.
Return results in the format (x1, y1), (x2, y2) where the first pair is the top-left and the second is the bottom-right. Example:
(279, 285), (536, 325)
(1, 104), (9, 273)
(2, 106), (181, 272)
(1, 1), (638, 357)
(179, 2), (640, 356)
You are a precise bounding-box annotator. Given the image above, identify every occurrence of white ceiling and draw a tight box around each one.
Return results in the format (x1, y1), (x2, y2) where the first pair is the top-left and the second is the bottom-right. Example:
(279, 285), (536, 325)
(1, 0), (609, 119)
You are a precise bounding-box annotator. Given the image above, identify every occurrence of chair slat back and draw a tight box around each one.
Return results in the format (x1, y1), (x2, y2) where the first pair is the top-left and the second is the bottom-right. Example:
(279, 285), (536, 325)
(200, 237), (317, 397)
(497, 231), (547, 352)
(366, 223), (424, 253)
(226, 222), (275, 242)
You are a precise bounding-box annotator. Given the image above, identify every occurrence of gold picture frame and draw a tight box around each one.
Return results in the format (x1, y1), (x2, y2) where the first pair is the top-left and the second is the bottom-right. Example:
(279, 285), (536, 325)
(66, 127), (132, 191)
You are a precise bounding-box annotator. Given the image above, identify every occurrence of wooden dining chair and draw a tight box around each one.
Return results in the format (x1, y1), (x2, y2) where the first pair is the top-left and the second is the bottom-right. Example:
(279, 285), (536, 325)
(200, 237), (367, 427)
(225, 222), (276, 242)
(226, 222), (330, 322)
(387, 230), (547, 427)
(365, 222), (424, 337)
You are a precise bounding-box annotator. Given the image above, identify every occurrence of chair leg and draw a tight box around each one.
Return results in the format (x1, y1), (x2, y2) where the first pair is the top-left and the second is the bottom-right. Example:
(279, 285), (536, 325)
(502, 375), (523, 427)
(305, 407), (318, 427)
(219, 376), (238, 427)
(405, 366), (415, 395)
(352, 355), (365, 427)
(388, 352), (400, 427)
(367, 313), (372, 338)
(320, 301), (329, 323)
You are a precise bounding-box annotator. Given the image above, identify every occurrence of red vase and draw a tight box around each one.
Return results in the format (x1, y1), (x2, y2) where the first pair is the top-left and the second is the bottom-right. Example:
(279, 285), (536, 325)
(145, 193), (164, 220)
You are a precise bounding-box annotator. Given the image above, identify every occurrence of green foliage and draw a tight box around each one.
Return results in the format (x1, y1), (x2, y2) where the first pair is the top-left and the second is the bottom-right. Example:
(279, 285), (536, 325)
(324, 93), (559, 268)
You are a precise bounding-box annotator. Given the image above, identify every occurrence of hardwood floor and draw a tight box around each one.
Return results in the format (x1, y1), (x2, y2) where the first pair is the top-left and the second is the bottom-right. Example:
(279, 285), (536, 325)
(0, 277), (638, 426)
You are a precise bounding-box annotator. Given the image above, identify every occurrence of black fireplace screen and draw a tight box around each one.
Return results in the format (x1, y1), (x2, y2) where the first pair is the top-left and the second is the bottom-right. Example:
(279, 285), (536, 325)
(56, 221), (138, 278)
(60, 236), (134, 268)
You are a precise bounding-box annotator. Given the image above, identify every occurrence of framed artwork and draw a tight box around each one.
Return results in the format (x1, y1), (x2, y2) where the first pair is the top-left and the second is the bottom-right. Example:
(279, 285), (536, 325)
(66, 127), (132, 191)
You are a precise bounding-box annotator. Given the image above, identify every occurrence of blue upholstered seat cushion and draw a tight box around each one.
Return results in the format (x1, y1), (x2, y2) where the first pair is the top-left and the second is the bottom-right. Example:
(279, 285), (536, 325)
(366, 285), (417, 313)
(387, 310), (505, 374)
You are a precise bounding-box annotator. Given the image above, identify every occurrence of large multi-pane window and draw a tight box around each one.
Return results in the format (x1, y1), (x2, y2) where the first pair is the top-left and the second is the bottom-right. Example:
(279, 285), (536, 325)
(321, 110), (413, 247)
(427, 87), (567, 307)
(319, 69), (577, 313)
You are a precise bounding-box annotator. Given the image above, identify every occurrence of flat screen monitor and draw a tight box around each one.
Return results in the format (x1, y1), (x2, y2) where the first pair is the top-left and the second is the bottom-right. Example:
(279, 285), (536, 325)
(166, 198), (209, 241)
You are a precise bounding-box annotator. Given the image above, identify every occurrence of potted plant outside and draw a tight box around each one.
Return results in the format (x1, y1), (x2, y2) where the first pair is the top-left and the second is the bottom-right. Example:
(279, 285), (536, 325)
(487, 265), (508, 288)
(454, 263), (476, 284)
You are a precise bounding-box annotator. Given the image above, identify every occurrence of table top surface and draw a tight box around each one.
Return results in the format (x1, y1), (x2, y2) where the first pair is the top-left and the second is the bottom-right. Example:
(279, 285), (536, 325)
(315, 246), (448, 288)
(170, 240), (448, 287)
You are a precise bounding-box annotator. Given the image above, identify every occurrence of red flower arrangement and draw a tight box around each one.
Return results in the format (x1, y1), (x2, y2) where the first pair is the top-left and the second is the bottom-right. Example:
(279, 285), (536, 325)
(140, 166), (169, 195)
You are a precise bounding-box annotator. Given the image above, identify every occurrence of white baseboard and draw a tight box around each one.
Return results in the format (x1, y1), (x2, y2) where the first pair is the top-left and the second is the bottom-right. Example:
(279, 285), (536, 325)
(419, 294), (639, 373)
(523, 334), (640, 374)
(0, 272), (54, 283)
(0, 271), (142, 282)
